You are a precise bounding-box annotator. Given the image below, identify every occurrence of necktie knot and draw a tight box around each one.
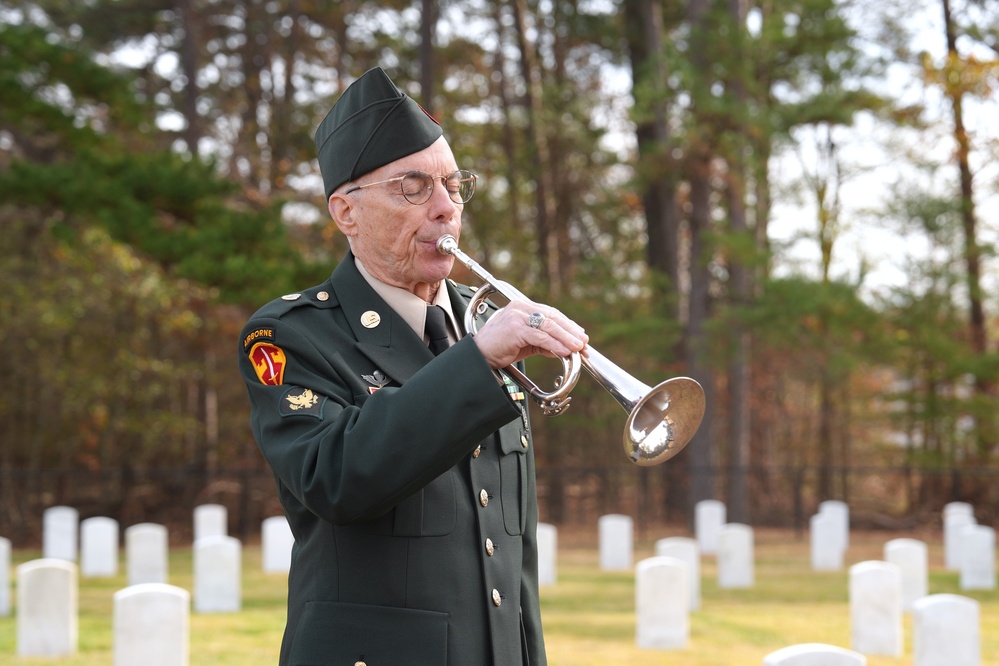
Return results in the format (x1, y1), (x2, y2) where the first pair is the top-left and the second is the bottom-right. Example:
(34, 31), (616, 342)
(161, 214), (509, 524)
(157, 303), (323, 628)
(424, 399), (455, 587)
(425, 305), (449, 356)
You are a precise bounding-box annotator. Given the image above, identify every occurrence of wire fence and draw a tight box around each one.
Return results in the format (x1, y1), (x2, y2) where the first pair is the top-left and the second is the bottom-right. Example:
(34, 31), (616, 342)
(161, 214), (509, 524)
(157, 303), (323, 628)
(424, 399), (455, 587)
(2, 463), (997, 547)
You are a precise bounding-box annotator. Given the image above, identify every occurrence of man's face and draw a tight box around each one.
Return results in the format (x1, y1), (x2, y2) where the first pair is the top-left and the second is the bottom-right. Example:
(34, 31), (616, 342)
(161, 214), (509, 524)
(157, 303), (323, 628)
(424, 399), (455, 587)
(330, 136), (462, 297)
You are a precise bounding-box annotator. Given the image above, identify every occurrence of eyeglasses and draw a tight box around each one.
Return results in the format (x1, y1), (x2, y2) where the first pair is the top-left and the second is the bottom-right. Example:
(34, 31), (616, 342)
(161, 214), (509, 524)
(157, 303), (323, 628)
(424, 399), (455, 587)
(345, 169), (477, 205)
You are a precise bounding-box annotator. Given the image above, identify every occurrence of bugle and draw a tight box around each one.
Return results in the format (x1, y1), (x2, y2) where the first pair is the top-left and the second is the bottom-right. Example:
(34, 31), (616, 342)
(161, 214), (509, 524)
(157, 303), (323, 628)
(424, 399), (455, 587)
(437, 234), (705, 466)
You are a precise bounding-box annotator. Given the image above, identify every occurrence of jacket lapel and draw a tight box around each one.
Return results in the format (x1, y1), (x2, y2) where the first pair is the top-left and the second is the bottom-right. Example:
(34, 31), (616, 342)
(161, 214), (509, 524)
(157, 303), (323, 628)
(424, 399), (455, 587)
(329, 254), (432, 385)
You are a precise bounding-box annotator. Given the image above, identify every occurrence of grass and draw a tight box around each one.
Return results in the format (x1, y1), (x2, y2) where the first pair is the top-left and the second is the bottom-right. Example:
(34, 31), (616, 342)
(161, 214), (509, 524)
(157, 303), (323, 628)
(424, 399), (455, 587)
(1, 528), (997, 665)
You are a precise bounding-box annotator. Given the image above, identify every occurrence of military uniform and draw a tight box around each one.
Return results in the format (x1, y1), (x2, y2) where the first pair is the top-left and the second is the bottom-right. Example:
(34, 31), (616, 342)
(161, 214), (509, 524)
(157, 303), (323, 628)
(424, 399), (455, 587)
(238, 253), (546, 666)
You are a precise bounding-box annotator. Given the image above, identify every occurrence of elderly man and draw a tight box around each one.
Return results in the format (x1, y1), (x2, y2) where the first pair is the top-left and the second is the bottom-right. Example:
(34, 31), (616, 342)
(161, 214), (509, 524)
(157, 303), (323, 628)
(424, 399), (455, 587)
(238, 67), (587, 666)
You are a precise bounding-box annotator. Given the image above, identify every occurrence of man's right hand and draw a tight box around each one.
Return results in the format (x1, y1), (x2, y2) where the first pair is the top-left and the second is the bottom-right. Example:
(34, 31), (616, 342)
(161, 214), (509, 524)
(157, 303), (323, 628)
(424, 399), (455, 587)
(471, 299), (588, 370)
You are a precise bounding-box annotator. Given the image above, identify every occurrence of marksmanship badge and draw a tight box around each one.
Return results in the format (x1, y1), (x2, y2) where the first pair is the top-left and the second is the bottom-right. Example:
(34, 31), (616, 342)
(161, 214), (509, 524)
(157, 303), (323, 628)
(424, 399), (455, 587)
(362, 370), (389, 394)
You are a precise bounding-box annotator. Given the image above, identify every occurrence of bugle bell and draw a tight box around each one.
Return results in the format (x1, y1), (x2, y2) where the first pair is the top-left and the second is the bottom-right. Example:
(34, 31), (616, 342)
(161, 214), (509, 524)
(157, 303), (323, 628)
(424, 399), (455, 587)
(437, 234), (705, 466)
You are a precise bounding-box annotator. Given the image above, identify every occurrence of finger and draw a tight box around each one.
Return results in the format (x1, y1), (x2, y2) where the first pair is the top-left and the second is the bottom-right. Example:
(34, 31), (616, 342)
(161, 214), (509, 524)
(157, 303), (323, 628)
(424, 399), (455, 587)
(523, 309), (587, 357)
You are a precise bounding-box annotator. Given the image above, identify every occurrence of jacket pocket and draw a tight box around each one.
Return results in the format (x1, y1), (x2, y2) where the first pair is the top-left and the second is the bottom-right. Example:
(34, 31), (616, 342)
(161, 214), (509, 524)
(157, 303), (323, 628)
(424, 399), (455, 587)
(289, 601), (448, 666)
(356, 468), (457, 537)
(497, 421), (528, 536)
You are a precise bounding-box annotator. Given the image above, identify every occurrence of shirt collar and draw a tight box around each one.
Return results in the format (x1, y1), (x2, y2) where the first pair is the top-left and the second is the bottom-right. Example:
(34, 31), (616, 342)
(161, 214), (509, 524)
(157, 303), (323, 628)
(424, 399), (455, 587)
(354, 257), (459, 343)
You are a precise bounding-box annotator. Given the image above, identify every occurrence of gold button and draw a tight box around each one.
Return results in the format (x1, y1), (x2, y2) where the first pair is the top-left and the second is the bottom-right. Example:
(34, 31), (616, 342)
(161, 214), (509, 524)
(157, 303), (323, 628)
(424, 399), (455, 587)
(520, 433), (529, 448)
(492, 588), (502, 606)
(485, 538), (495, 556)
(472, 444), (482, 458)
(354, 662), (366, 666)
(479, 489), (489, 507)
(317, 291), (330, 301)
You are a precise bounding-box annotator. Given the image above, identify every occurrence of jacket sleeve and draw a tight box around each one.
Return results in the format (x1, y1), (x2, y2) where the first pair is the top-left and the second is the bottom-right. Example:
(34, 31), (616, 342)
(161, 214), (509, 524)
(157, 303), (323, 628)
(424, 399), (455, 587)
(239, 314), (521, 525)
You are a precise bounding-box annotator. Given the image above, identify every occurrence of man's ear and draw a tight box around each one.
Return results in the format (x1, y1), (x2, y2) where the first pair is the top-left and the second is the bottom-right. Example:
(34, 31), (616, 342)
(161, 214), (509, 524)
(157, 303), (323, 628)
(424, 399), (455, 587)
(329, 191), (357, 238)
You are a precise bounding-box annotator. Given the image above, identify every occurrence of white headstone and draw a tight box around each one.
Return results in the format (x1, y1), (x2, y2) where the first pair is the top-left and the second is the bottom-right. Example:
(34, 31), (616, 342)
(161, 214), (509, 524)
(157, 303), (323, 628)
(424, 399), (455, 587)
(912, 594), (980, 666)
(818, 500), (849, 551)
(959, 525), (995, 591)
(81, 516), (119, 578)
(262, 516), (294, 574)
(635, 556), (689, 650)
(0, 536), (10, 616)
(810, 512), (844, 571)
(598, 514), (633, 571)
(718, 523), (754, 589)
(944, 511), (976, 570)
(126, 523), (169, 586)
(536, 522), (557, 587)
(884, 538), (928, 610)
(114, 583), (190, 666)
(654, 536), (700, 610)
(849, 560), (903, 656)
(695, 500), (726, 555)
(193, 504), (228, 542)
(193, 535), (241, 613)
(17, 558), (78, 656)
(943, 501), (973, 520)
(763, 643), (867, 666)
(43, 505), (79, 561)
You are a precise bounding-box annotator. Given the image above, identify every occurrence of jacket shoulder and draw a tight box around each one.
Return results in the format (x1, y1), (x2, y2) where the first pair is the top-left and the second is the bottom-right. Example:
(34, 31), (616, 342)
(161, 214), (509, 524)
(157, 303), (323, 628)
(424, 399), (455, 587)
(248, 282), (340, 321)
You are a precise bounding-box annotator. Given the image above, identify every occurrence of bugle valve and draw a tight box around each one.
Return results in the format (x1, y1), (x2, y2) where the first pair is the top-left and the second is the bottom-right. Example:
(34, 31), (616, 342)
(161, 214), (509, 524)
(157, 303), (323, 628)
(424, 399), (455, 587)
(437, 234), (705, 466)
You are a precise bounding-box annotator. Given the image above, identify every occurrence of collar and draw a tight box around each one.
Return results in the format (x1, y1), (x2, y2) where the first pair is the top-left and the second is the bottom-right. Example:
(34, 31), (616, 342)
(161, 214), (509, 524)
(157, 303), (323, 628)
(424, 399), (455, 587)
(354, 257), (460, 344)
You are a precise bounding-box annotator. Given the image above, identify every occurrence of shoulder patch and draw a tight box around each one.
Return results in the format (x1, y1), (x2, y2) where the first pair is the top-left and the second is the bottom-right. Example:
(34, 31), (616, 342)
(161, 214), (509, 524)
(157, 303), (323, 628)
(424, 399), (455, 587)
(248, 342), (287, 386)
(242, 327), (275, 353)
(279, 386), (326, 419)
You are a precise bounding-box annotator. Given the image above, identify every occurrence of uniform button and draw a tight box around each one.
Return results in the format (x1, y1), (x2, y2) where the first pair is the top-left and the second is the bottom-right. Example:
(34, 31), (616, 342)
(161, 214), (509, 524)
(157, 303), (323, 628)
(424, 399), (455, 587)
(316, 291), (330, 301)
(492, 588), (502, 606)
(520, 433), (529, 448)
(472, 444), (482, 458)
(485, 538), (495, 556)
(354, 662), (366, 666)
(479, 489), (489, 507)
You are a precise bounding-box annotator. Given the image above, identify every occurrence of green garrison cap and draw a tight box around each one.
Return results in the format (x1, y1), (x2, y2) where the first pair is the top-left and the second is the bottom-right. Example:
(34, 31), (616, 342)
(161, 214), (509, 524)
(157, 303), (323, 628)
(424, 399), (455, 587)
(315, 67), (443, 200)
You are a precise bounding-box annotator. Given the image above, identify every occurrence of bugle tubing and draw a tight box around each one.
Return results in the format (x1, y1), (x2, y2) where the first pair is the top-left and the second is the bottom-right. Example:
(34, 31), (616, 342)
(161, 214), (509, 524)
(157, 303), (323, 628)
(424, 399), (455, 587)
(437, 234), (705, 466)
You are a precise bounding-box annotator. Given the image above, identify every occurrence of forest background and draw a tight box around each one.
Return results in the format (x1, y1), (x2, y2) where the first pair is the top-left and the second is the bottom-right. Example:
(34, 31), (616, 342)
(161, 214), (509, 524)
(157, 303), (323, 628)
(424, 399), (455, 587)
(2, 0), (999, 545)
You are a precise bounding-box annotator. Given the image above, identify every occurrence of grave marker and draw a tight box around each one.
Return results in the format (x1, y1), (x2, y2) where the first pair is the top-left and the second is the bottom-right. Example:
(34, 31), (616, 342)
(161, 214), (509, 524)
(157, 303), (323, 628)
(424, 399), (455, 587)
(17, 558), (78, 656)
(635, 556), (689, 650)
(849, 561), (903, 657)
(81, 516), (119, 578)
(598, 514), (633, 571)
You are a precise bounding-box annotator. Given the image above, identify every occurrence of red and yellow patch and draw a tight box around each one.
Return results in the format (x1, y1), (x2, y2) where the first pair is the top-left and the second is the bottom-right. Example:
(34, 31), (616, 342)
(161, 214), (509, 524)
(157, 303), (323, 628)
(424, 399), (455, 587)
(249, 342), (287, 386)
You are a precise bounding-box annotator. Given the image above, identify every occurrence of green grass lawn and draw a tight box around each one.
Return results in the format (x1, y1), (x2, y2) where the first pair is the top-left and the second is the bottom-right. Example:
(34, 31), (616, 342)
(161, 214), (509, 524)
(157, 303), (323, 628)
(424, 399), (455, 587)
(1, 528), (996, 665)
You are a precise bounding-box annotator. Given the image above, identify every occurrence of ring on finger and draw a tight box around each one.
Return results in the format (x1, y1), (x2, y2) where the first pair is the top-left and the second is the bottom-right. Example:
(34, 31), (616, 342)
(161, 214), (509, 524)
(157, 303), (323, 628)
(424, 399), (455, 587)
(528, 312), (545, 329)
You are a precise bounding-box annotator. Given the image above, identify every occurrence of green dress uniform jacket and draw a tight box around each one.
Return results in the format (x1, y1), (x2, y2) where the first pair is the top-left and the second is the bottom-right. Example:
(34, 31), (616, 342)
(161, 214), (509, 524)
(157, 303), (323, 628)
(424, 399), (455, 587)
(238, 253), (547, 666)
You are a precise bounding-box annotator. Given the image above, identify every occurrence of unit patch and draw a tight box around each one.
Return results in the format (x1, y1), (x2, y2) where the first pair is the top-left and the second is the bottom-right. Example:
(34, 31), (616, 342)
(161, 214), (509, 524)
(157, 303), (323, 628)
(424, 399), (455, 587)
(249, 342), (287, 386)
(279, 386), (325, 419)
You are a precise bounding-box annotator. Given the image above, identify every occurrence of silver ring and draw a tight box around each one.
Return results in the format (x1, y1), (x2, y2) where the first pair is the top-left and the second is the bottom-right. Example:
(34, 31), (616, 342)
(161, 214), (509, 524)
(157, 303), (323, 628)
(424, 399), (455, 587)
(528, 312), (545, 329)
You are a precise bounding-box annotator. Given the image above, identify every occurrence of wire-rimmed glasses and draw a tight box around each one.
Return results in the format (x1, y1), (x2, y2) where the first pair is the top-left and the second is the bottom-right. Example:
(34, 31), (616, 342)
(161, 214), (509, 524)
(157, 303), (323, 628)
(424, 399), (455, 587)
(345, 169), (477, 205)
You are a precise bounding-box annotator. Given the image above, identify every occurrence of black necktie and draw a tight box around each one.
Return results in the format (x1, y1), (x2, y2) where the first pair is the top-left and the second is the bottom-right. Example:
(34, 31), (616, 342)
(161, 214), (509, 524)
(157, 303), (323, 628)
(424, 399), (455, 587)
(425, 305), (450, 356)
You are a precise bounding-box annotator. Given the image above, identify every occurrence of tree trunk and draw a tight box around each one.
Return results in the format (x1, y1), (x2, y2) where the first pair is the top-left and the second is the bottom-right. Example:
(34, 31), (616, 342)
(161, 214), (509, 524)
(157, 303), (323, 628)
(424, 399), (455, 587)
(176, 0), (201, 155)
(492, 3), (520, 253)
(941, 0), (992, 456)
(623, 0), (681, 310)
(420, 0), (437, 115)
(684, 0), (716, 514)
(511, 0), (558, 295)
(725, 0), (751, 524)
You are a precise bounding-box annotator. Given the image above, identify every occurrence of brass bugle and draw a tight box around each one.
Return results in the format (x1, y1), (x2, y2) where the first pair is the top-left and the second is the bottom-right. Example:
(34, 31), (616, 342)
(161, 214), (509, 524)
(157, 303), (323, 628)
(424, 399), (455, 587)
(437, 234), (705, 466)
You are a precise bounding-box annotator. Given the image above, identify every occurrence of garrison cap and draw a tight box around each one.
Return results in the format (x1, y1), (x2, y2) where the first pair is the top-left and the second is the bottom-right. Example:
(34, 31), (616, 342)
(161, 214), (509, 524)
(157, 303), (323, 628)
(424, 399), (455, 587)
(315, 67), (443, 200)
